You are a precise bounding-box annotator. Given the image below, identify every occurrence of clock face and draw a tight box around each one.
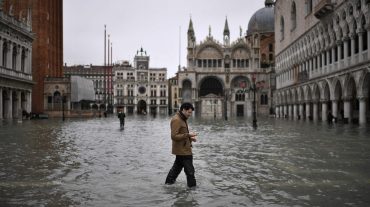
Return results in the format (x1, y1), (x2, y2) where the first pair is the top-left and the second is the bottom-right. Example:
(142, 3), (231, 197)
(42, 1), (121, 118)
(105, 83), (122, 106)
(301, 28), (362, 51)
(138, 86), (146, 94)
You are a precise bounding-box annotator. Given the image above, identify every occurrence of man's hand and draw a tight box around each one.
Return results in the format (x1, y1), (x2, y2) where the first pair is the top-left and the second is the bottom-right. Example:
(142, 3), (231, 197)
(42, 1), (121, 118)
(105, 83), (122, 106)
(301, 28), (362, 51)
(189, 132), (198, 142)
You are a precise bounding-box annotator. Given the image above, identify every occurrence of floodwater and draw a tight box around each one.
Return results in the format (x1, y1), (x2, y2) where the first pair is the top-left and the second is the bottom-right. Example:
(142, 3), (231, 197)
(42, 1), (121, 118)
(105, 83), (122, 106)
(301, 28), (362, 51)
(0, 116), (370, 207)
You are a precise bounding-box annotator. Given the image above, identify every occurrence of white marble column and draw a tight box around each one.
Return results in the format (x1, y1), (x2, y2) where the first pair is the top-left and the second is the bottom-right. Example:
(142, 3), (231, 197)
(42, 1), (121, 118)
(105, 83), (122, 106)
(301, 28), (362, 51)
(337, 42), (342, 64)
(343, 99), (351, 123)
(351, 35), (356, 64)
(288, 104), (292, 118)
(313, 102), (318, 121)
(359, 97), (367, 124)
(332, 100), (338, 119)
(0, 88), (2, 119)
(343, 37), (349, 58)
(359, 31), (364, 57)
(322, 101), (328, 121)
(306, 103), (311, 120)
(293, 104), (298, 119)
(275, 106), (279, 118)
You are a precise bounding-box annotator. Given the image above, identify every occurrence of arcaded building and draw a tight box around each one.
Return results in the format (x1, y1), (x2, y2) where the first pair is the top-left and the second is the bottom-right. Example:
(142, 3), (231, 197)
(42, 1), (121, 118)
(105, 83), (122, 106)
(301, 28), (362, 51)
(113, 48), (168, 115)
(177, 1), (275, 119)
(2, 0), (64, 114)
(0, 4), (34, 119)
(275, 0), (370, 124)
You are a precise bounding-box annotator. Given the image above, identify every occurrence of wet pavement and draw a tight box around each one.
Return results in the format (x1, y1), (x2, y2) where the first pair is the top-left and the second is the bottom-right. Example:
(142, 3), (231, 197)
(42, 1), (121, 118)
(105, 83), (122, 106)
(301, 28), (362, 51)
(0, 116), (370, 206)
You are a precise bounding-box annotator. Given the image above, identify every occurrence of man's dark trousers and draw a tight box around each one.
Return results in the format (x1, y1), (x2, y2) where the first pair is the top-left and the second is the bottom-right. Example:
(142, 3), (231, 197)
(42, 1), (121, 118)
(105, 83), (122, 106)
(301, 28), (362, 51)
(165, 155), (196, 187)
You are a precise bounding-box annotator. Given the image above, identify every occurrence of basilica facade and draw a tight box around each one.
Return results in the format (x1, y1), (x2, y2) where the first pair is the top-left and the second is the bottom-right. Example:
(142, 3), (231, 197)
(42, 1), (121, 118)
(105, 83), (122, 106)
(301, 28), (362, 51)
(177, 1), (275, 119)
(275, 0), (370, 124)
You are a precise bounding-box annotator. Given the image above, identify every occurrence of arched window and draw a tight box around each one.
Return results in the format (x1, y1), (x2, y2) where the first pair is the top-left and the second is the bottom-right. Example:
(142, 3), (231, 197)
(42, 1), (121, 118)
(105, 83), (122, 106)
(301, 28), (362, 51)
(291, 1), (297, 30)
(362, 15), (368, 51)
(21, 49), (26, 72)
(12, 46), (17, 70)
(280, 16), (285, 40)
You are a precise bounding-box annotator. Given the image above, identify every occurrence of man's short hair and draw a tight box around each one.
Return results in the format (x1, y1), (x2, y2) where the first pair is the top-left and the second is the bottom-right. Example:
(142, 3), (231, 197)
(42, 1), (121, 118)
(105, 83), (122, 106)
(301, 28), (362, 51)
(180, 102), (194, 111)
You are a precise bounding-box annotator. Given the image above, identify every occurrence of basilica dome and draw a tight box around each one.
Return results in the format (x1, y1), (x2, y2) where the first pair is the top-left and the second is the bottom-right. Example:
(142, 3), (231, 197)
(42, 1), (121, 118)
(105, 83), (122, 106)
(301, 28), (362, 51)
(247, 2), (274, 35)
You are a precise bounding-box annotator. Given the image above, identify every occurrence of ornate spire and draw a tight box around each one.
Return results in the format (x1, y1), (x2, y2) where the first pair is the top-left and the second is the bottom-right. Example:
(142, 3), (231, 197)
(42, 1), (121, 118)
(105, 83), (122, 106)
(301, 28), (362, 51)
(223, 17), (230, 37)
(187, 18), (194, 35)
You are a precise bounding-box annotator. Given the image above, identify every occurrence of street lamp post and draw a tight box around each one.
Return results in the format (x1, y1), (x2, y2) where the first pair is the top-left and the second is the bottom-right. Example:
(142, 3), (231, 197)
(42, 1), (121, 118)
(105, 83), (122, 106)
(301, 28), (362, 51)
(62, 96), (65, 121)
(252, 74), (257, 128)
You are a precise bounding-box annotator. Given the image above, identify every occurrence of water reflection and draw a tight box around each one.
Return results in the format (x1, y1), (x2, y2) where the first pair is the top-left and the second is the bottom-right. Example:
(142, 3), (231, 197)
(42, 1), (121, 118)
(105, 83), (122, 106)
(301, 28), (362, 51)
(0, 116), (370, 206)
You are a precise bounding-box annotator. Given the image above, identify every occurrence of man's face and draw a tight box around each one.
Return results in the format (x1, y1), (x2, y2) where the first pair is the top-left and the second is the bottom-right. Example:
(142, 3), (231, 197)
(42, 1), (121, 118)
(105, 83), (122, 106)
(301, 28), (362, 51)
(182, 108), (193, 118)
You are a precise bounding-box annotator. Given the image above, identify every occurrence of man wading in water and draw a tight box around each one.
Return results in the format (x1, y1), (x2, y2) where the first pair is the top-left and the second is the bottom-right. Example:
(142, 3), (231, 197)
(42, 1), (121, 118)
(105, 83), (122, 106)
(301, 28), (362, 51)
(165, 103), (198, 188)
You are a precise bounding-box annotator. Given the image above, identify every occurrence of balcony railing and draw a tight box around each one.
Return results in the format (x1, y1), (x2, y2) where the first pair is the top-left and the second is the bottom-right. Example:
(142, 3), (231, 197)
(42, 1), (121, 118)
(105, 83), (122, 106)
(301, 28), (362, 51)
(314, 0), (334, 19)
(0, 66), (32, 82)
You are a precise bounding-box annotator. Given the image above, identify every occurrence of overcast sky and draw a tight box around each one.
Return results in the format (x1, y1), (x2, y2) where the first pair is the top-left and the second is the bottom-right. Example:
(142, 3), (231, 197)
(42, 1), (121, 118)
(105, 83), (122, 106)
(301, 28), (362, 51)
(63, 0), (266, 77)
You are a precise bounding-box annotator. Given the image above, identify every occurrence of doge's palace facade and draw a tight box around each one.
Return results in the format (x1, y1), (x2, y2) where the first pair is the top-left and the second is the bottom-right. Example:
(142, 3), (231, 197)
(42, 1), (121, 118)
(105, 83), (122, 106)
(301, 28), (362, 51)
(275, 0), (370, 124)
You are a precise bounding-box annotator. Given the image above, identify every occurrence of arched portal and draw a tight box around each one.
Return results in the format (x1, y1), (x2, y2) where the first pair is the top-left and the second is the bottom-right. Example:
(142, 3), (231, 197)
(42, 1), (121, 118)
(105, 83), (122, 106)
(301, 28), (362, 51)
(344, 77), (358, 123)
(199, 77), (224, 97)
(198, 77), (224, 119)
(137, 100), (147, 115)
(333, 80), (343, 120)
(182, 80), (192, 103)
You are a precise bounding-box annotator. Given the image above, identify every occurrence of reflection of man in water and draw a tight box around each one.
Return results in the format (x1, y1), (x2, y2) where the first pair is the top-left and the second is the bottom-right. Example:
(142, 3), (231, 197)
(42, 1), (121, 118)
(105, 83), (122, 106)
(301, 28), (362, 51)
(118, 111), (125, 127)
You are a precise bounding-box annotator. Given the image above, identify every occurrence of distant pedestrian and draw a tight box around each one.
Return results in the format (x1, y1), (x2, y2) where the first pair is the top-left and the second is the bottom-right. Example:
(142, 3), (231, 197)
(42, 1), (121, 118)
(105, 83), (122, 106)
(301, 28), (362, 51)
(118, 111), (126, 128)
(327, 111), (333, 124)
(165, 102), (198, 188)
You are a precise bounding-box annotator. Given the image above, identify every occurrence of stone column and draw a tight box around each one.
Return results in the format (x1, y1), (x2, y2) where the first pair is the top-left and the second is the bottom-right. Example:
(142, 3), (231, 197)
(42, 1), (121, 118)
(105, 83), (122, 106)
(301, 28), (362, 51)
(359, 97), (367, 124)
(275, 106), (279, 118)
(299, 103), (304, 120)
(343, 98), (351, 124)
(0, 88), (2, 120)
(322, 101), (328, 121)
(326, 50), (330, 66)
(332, 100), (338, 119)
(321, 52), (325, 73)
(351, 35), (356, 64)
(27, 91), (32, 113)
(313, 101), (318, 121)
(293, 104), (298, 119)
(343, 37), (349, 59)
(16, 46), (22, 71)
(288, 104), (292, 118)
(8, 43), (13, 69)
(306, 102), (311, 120)
(359, 30), (364, 55)
(284, 105), (288, 118)
(332, 46), (336, 67)
(337, 41), (342, 64)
